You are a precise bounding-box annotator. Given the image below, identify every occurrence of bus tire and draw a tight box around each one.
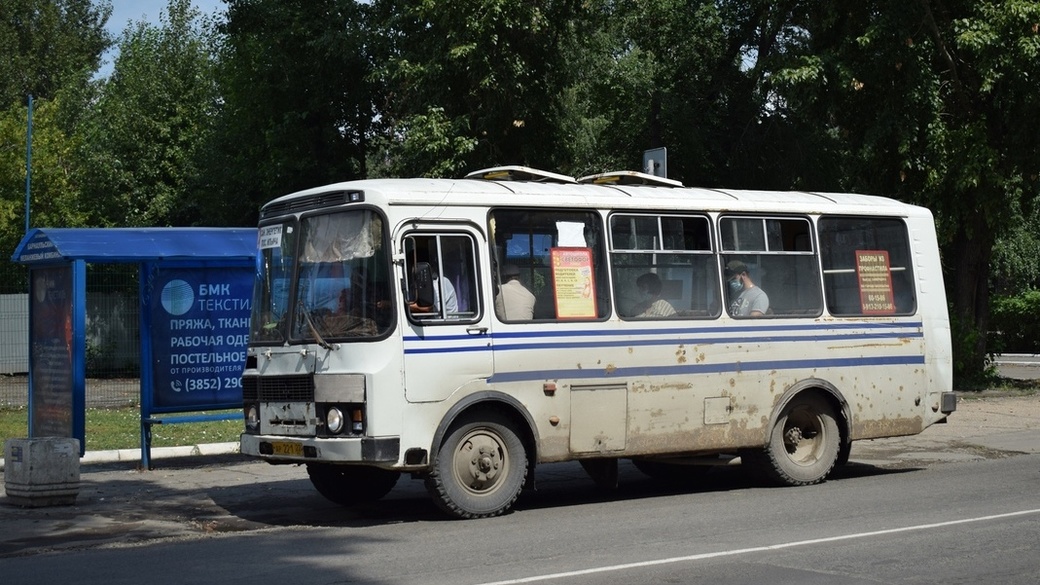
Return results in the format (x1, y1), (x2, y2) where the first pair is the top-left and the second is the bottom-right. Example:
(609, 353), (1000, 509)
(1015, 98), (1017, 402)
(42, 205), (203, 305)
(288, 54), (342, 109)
(425, 413), (528, 519)
(306, 463), (400, 506)
(744, 393), (840, 486)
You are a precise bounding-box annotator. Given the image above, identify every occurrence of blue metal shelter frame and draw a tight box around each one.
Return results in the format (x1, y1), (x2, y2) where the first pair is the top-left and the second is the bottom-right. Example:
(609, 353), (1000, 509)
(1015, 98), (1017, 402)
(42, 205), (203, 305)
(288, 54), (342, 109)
(12, 228), (257, 468)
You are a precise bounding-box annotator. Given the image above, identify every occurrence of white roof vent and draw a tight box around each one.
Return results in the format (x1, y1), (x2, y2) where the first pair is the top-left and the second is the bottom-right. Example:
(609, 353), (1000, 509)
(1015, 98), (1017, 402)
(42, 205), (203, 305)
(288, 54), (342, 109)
(465, 165), (577, 184)
(577, 170), (683, 187)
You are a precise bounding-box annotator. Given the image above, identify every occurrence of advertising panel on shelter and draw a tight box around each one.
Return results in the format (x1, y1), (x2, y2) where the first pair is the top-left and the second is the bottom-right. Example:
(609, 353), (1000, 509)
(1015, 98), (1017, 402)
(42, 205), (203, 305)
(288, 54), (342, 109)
(149, 266), (252, 411)
(29, 265), (74, 437)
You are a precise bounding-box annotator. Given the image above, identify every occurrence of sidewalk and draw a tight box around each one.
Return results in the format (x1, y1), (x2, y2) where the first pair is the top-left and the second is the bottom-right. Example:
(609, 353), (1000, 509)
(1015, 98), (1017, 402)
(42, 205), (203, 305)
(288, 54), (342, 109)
(1, 394), (1038, 558)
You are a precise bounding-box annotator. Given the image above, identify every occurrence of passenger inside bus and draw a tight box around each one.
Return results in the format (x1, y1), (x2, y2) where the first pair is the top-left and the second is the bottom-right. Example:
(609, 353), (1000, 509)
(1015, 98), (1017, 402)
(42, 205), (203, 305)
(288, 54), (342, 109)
(495, 264), (536, 320)
(726, 260), (770, 317)
(631, 273), (677, 318)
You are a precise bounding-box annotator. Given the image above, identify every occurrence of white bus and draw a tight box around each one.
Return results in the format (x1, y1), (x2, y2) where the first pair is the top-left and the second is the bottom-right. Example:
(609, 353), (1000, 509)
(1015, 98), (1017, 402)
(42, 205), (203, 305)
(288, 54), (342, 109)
(240, 166), (956, 518)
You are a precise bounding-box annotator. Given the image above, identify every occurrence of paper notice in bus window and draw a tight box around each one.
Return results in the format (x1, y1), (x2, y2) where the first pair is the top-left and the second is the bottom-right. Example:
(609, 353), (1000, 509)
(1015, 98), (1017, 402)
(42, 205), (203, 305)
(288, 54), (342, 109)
(258, 225), (282, 249)
(855, 250), (896, 314)
(550, 247), (597, 319)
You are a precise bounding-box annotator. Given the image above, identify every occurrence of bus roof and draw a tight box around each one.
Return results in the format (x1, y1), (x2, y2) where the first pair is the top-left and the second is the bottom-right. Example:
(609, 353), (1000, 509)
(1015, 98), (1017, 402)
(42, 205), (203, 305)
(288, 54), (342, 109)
(262, 176), (926, 219)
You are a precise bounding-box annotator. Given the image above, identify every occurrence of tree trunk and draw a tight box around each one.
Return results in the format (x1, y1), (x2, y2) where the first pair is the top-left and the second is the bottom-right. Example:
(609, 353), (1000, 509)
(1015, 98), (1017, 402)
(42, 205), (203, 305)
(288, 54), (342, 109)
(948, 209), (993, 380)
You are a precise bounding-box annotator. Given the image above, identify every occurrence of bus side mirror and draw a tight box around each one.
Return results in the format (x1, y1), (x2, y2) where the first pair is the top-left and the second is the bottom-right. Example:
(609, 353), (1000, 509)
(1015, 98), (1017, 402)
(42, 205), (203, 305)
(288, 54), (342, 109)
(407, 262), (435, 308)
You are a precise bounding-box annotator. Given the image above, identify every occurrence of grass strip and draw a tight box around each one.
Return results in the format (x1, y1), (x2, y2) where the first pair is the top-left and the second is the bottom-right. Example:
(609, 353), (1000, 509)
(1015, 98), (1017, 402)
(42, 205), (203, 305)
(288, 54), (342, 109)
(0, 406), (241, 455)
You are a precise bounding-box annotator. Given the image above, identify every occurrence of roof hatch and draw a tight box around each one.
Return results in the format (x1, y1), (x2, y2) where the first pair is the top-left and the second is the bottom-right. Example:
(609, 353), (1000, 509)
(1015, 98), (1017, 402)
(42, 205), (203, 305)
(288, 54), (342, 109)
(577, 170), (683, 187)
(464, 165), (577, 184)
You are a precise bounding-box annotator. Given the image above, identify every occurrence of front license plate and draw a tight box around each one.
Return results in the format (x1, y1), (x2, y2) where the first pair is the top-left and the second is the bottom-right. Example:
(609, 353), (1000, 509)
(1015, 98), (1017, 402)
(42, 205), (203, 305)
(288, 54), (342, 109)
(270, 441), (304, 457)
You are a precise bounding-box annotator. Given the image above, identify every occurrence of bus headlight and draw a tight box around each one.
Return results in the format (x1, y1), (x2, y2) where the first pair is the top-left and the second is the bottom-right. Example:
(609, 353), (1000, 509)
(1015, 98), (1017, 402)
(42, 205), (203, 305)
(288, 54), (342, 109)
(326, 406), (345, 434)
(245, 405), (259, 432)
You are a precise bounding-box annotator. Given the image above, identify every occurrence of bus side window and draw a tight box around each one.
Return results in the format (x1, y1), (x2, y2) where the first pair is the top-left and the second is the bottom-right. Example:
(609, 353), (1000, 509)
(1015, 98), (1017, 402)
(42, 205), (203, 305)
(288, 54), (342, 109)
(818, 216), (916, 317)
(719, 216), (821, 318)
(609, 213), (718, 320)
(403, 232), (481, 322)
(490, 208), (609, 321)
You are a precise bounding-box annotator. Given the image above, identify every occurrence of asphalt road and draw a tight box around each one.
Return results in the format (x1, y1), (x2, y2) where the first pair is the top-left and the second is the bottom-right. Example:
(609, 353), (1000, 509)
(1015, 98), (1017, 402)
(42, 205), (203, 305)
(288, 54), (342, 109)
(1, 395), (1039, 584)
(995, 354), (1040, 380)
(1, 455), (1038, 585)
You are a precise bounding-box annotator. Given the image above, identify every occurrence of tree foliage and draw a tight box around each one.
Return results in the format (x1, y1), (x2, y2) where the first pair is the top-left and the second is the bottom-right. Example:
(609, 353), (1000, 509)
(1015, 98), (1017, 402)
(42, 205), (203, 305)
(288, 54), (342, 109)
(0, 0), (1038, 383)
(78, 0), (220, 227)
(767, 1), (1040, 381)
(207, 0), (377, 222)
(0, 0), (110, 262)
(371, 0), (584, 177)
(0, 0), (110, 108)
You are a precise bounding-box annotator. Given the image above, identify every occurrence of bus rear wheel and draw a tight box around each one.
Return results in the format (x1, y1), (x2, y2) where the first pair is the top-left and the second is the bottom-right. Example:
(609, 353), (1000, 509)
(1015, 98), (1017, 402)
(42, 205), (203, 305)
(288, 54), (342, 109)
(425, 413), (528, 519)
(744, 394), (840, 486)
(306, 463), (400, 506)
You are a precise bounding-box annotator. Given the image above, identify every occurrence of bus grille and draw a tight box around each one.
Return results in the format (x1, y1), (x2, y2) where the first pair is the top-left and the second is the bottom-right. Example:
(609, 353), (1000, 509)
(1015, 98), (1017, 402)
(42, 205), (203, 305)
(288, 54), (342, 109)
(242, 374), (315, 402)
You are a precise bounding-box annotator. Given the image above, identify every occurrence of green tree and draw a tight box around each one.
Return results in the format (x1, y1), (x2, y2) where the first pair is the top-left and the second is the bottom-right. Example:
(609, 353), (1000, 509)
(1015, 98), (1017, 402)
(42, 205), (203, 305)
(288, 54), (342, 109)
(562, 0), (775, 183)
(206, 0), (376, 224)
(0, 95), (92, 256)
(78, 0), (220, 227)
(768, 1), (1040, 382)
(0, 0), (110, 108)
(371, 0), (585, 177)
(0, 0), (110, 280)
(992, 203), (1040, 293)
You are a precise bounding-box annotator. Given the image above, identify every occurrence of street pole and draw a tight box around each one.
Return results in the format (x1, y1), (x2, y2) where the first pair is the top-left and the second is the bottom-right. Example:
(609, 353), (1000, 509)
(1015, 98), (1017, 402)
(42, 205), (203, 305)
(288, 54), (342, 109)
(25, 94), (33, 233)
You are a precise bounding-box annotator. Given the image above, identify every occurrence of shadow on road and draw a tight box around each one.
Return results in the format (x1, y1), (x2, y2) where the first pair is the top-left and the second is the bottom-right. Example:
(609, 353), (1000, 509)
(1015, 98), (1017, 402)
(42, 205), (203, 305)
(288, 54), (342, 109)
(204, 458), (921, 528)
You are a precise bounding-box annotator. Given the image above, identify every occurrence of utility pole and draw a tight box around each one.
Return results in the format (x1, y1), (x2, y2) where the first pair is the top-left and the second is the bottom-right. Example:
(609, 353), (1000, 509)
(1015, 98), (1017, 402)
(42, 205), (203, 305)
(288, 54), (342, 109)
(25, 94), (33, 233)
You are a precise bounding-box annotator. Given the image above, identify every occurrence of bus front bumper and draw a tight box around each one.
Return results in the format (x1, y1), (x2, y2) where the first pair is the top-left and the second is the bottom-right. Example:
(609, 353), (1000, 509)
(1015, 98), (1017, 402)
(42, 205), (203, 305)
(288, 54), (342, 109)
(240, 434), (400, 464)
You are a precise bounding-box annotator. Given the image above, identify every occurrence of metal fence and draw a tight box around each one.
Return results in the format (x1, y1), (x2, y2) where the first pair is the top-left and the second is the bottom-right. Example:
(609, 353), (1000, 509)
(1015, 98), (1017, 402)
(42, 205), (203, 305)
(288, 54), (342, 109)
(0, 261), (29, 408)
(0, 261), (141, 409)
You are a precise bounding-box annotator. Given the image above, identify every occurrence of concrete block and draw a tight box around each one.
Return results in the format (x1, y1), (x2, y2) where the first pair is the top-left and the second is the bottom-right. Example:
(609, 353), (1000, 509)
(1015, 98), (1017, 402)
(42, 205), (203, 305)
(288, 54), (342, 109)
(3, 437), (81, 507)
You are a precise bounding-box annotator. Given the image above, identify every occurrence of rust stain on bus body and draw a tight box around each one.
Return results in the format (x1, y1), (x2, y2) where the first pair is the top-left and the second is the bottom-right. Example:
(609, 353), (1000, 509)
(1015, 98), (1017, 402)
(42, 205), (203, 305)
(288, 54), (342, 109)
(827, 342), (905, 351)
(624, 421), (767, 456)
(851, 415), (923, 440)
(539, 435), (572, 461)
(658, 381), (694, 391)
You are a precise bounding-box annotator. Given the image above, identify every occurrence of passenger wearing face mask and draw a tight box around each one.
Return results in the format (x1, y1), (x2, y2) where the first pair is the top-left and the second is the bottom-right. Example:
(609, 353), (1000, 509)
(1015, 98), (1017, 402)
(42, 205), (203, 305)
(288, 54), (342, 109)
(632, 272), (676, 318)
(726, 260), (769, 317)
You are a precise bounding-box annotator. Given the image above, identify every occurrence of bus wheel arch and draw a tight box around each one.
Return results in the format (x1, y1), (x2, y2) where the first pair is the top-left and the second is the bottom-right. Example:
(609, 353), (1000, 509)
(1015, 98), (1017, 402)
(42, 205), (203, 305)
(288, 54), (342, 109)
(426, 394), (537, 519)
(743, 380), (849, 485)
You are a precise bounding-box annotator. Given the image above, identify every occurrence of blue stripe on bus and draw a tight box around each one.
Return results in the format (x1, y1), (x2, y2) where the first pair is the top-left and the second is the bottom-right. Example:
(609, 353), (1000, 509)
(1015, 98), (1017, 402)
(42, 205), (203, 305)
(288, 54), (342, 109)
(403, 322), (923, 354)
(488, 321), (924, 340)
(485, 354), (927, 384)
(489, 331), (921, 352)
(403, 321), (923, 344)
(404, 331), (921, 354)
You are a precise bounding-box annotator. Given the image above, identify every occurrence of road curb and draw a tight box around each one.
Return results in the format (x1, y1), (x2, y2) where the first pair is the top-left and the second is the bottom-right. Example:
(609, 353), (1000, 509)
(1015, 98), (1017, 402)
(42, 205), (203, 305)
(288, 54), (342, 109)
(0, 442), (240, 472)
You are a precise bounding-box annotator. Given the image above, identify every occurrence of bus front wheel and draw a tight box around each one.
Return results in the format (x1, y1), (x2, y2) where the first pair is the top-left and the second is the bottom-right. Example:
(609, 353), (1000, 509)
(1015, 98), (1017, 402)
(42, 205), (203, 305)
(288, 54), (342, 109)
(306, 463), (400, 506)
(743, 394), (840, 486)
(426, 413), (528, 519)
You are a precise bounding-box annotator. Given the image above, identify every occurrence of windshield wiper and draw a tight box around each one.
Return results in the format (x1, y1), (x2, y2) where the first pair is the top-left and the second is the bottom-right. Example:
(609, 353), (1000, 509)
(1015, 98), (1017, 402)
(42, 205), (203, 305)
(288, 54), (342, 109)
(297, 300), (335, 350)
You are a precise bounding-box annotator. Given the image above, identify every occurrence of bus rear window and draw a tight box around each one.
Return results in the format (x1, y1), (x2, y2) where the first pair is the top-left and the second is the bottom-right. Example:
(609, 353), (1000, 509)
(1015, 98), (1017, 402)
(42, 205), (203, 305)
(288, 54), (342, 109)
(818, 217), (916, 316)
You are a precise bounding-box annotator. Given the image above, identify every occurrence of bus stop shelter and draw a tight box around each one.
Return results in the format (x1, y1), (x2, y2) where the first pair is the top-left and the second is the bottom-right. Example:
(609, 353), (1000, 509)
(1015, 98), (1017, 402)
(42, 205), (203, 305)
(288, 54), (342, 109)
(11, 227), (257, 468)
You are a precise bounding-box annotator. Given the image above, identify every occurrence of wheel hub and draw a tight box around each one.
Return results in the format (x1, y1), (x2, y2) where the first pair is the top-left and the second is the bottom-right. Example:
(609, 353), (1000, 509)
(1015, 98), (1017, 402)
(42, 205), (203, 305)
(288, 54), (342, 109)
(459, 435), (504, 490)
(473, 446), (500, 477)
(785, 426), (804, 446)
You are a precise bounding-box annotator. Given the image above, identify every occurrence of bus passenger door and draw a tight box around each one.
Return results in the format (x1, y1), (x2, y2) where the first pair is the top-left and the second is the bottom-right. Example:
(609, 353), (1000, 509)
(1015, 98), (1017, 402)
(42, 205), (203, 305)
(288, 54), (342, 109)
(400, 227), (493, 403)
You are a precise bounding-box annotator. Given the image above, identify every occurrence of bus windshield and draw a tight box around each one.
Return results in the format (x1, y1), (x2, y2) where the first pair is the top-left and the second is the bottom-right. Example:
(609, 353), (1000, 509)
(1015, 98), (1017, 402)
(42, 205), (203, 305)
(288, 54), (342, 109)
(250, 209), (393, 344)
